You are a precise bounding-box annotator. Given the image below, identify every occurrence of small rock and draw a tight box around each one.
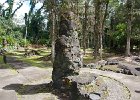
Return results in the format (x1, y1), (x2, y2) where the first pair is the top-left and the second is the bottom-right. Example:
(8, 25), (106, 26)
(96, 60), (107, 66)
(106, 59), (119, 65)
(89, 93), (101, 100)
(69, 73), (97, 85)
(86, 63), (96, 69)
(132, 56), (140, 62)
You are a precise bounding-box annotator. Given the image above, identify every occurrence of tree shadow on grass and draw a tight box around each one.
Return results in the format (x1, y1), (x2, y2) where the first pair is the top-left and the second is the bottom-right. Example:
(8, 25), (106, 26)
(2, 82), (70, 99)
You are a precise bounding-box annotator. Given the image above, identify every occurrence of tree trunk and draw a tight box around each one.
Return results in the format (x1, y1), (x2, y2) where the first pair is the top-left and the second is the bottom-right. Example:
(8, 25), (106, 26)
(82, 1), (88, 55)
(126, 0), (132, 56)
(100, 0), (109, 60)
(24, 26), (28, 47)
(24, 13), (28, 49)
(87, 35), (90, 48)
(51, 9), (56, 63)
(94, 0), (101, 59)
(94, 0), (109, 59)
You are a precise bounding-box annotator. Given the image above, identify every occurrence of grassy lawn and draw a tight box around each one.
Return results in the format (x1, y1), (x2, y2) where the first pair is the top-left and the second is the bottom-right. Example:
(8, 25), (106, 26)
(83, 54), (95, 64)
(10, 48), (96, 68)
(8, 48), (52, 68)
(82, 48), (117, 64)
(6, 48), (122, 72)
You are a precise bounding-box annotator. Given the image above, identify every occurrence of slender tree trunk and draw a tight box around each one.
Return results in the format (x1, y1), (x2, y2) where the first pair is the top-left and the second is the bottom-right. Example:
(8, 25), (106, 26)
(94, 0), (109, 60)
(126, 28), (131, 56)
(51, 9), (56, 63)
(83, 1), (88, 55)
(25, 26), (28, 47)
(94, 0), (100, 59)
(100, 0), (109, 60)
(100, 33), (103, 59)
(91, 33), (93, 48)
(24, 13), (28, 50)
(126, 0), (132, 56)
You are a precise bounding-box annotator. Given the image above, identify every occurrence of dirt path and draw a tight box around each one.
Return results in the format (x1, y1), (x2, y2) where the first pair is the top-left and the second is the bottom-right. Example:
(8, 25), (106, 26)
(80, 68), (140, 100)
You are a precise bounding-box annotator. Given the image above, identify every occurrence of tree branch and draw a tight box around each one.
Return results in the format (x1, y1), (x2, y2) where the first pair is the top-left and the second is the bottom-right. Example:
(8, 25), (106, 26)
(11, 2), (23, 17)
(36, 2), (45, 13)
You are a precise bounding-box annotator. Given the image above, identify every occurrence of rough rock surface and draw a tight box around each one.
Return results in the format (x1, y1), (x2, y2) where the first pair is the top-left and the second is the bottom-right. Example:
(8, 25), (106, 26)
(52, 11), (82, 89)
(96, 60), (107, 66)
(106, 58), (119, 65)
(118, 62), (140, 76)
(68, 73), (97, 85)
(68, 73), (107, 100)
(80, 68), (131, 100)
(86, 63), (97, 69)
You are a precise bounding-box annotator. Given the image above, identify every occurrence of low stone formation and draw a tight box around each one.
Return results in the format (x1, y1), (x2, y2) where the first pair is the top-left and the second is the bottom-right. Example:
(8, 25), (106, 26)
(52, 11), (83, 89)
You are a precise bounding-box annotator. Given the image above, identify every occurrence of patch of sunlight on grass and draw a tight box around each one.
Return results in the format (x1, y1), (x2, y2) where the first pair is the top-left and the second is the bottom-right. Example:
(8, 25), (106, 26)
(80, 48), (93, 52)
(25, 55), (43, 60)
(39, 49), (51, 56)
(8, 48), (52, 69)
(11, 48), (51, 57)
(83, 52), (95, 64)
(20, 54), (52, 68)
(22, 58), (52, 68)
(10, 51), (24, 55)
(86, 48), (93, 51)
(83, 55), (93, 60)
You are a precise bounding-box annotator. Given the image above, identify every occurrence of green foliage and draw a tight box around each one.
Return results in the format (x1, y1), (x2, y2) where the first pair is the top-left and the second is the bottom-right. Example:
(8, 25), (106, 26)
(0, 16), (23, 47)
(27, 13), (47, 44)
(114, 23), (126, 40)
(18, 39), (30, 47)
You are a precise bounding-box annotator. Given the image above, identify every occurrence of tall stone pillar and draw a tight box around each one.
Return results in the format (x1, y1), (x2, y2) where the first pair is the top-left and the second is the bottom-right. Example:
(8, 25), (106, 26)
(52, 11), (83, 89)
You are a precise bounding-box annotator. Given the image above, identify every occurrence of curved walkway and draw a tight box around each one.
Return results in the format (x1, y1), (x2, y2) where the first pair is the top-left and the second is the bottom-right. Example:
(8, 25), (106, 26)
(80, 68), (140, 100)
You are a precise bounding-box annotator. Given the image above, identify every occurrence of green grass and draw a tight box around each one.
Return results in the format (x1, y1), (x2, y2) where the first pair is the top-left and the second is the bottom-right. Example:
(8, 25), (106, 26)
(22, 57), (52, 68)
(0, 56), (17, 73)
(8, 48), (52, 68)
(83, 55), (95, 64)
(0, 56), (3, 63)
(7, 48), (121, 71)
(82, 49), (122, 73)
